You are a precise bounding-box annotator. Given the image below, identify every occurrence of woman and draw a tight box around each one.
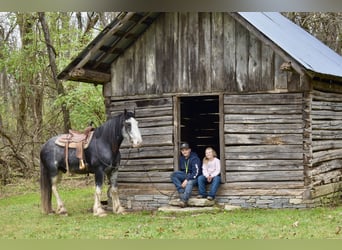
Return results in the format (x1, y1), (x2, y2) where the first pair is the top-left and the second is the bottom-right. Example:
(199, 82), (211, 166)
(197, 147), (221, 200)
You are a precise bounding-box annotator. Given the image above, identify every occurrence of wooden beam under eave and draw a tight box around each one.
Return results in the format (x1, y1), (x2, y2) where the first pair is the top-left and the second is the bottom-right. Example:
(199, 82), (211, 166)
(69, 68), (111, 84)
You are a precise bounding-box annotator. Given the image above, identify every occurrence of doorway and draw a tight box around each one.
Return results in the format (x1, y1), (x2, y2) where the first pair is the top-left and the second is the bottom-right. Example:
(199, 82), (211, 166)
(179, 95), (220, 160)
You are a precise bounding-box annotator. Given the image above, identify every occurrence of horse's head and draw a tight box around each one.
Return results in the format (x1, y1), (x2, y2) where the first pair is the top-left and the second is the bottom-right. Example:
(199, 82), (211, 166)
(122, 110), (142, 148)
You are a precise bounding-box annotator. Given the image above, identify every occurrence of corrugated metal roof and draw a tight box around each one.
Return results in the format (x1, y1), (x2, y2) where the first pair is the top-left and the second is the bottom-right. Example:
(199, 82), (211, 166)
(239, 12), (342, 78)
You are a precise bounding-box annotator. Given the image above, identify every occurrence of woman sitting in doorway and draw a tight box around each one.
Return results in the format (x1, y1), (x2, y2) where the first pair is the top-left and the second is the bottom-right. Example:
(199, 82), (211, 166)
(197, 147), (221, 201)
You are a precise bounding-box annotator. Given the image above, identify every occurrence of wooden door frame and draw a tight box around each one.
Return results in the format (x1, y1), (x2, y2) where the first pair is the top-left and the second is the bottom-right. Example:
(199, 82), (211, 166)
(173, 94), (226, 182)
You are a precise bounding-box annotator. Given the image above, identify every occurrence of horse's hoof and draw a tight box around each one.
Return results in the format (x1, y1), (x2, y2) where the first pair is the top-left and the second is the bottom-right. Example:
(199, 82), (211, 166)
(93, 208), (107, 217)
(114, 206), (126, 214)
(57, 211), (68, 216)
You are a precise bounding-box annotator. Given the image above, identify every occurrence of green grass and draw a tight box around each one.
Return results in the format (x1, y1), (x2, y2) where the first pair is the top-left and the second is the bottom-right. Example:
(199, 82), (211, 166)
(1, 178), (342, 239)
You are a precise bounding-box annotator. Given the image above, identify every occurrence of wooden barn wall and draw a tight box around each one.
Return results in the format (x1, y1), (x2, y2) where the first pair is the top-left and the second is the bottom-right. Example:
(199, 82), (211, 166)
(109, 12), (301, 98)
(309, 88), (342, 201)
(222, 92), (305, 196)
(108, 97), (176, 197)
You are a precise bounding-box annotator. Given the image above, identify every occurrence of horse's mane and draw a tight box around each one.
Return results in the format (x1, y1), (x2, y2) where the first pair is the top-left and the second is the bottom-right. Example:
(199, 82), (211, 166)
(94, 111), (135, 143)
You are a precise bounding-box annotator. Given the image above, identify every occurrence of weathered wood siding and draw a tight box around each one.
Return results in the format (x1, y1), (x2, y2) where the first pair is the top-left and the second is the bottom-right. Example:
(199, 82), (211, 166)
(223, 92), (305, 196)
(104, 12), (340, 208)
(109, 12), (302, 98)
(309, 89), (342, 200)
(108, 97), (174, 185)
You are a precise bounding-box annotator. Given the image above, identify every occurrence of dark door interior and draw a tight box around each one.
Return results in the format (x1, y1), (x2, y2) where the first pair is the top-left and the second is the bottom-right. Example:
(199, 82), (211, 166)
(180, 95), (220, 160)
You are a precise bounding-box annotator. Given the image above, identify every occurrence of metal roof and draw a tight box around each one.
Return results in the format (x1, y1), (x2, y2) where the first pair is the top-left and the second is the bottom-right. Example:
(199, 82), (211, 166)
(58, 12), (342, 84)
(239, 12), (342, 79)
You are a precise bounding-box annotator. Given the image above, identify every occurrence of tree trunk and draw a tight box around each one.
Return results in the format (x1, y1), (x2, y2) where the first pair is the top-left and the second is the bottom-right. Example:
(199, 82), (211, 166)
(38, 12), (71, 133)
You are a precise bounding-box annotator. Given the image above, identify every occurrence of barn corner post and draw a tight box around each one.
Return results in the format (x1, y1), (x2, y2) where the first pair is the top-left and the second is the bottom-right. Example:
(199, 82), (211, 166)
(301, 73), (314, 202)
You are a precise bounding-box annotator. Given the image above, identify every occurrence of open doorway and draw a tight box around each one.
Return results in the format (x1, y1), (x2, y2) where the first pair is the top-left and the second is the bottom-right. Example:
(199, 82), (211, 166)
(179, 95), (220, 160)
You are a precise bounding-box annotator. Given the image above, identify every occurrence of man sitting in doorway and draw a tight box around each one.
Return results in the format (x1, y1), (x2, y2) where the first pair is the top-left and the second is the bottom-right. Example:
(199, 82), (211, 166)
(170, 142), (202, 207)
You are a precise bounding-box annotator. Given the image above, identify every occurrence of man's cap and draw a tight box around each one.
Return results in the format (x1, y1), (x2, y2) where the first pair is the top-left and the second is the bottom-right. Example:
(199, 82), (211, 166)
(180, 142), (190, 149)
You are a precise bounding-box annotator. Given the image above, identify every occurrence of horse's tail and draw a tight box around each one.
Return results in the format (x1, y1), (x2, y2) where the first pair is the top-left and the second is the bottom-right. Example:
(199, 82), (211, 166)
(40, 161), (52, 214)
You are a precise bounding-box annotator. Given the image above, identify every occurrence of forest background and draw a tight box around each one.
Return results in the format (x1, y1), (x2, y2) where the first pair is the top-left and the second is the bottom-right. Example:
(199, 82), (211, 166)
(0, 12), (341, 186)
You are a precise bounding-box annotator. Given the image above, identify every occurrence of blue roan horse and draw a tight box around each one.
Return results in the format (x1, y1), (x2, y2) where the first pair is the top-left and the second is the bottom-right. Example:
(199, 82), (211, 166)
(40, 110), (142, 217)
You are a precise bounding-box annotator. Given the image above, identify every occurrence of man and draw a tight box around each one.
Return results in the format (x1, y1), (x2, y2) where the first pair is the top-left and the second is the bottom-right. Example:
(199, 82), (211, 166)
(170, 142), (202, 207)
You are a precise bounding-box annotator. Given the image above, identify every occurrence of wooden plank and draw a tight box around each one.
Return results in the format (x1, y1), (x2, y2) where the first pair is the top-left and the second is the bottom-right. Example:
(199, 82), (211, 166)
(119, 158), (174, 172)
(225, 133), (302, 145)
(235, 21), (248, 92)
(312, 148), (342, 165)
(118, 171), (171, 183)
(120, 145), (174, 158)
(226, 171), (304, 182)
(261, 43), (274, 90)
(312, 120), (342, 130)
(223, 13), (236, 91)
(198, 12), (212, 91)
(145, 22), (157, 94)
(312, 130), (342, 140)
(222, 181), (304, 190)
(312, 140), (342, 152)
(111, 59), (125, 97)
(312, 89), (342, 102)
(312, 111), (342, 120)
(311, 169), (342, 185)
(177, 12), (189, 91)
(308, 159), (342, 176)
(138, 116), (173, 128)
(226, 159), (303, 171)
(139, 126), (173, 135)
(310, 181), (342, 199)
(224, 123), (303, 134)
(122, 134), (173, 148)
(225, 145), (303, 160)
(248, 32), (262, 91)
(224, 104), (302, 115)
(225, 114), (302, 124)
(211, 12), (225, 91)
(312, 101), (342, 112)
(224, 93), (303, 105)
(188, 13), (200, 92)
(133, 21), (147, 95)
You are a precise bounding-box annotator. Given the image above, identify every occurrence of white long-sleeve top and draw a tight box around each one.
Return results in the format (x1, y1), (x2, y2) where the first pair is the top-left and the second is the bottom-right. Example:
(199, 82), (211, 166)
(202, 157), (221, 177)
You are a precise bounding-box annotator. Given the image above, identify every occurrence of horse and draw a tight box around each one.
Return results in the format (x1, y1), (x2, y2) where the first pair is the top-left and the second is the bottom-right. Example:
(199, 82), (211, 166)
(39, 110), (142, 217)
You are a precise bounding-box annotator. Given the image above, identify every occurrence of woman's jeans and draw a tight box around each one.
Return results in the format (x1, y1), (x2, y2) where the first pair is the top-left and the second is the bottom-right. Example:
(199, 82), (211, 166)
(198, 175), (221, 198)
(171, 171), (198, 202)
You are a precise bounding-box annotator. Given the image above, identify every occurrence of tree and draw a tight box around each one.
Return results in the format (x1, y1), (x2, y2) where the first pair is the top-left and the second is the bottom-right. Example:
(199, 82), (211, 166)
(283, 12), (342, 55)
(38, 12), (71, 133)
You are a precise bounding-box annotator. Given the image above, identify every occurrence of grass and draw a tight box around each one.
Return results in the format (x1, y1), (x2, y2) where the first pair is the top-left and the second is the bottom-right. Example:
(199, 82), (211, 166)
(1, 178), (342, 239)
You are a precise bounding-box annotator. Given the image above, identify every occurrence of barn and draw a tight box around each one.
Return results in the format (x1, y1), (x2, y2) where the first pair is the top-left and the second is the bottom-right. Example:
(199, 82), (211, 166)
(58, 12), (342, 209)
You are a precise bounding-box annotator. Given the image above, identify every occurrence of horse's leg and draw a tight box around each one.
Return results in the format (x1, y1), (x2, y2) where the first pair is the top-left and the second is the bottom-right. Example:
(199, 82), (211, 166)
(108, 169), (125, 214)
(93, 172), (107, 217)
(51, 171), (68, 215)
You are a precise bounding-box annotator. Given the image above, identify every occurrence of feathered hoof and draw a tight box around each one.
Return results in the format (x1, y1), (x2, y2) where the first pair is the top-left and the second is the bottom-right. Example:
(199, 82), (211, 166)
(93, 208), (107, 217)
(114, 206), (126, 214)
(56, 207), (68, 216)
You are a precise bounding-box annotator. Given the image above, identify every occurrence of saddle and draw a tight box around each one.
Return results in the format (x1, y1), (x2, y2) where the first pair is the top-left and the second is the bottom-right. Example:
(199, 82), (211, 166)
(55, 126), (94, 172)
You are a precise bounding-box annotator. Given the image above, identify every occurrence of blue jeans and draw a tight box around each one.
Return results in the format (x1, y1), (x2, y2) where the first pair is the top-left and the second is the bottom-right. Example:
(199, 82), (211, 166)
(198, 175), (221, 198)
(170, 171), (198, 202)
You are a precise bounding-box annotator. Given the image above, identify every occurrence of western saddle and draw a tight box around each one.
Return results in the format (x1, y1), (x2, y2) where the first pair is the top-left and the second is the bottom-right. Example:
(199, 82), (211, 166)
(55, 125), (94, 172)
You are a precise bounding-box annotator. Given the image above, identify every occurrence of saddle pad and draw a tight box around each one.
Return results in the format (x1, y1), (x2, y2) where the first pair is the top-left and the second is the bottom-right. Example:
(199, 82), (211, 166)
(55, 131), (94, 149)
